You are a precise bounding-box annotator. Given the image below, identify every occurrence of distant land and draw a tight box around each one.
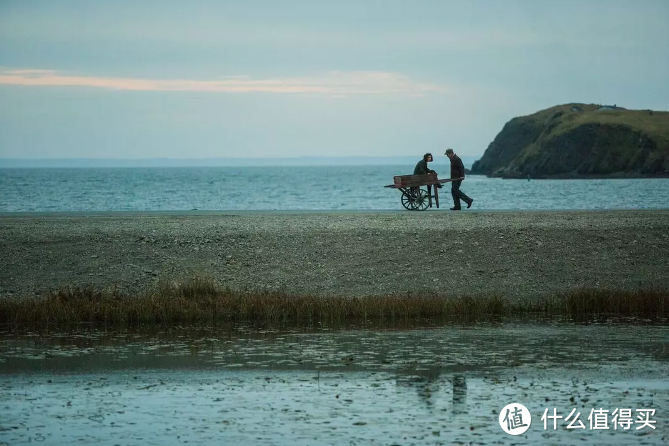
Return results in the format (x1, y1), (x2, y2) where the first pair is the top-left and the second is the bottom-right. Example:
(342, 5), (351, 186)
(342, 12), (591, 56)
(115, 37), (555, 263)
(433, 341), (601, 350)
(0, 156), (478, 169)
(471, 104), (669, 178)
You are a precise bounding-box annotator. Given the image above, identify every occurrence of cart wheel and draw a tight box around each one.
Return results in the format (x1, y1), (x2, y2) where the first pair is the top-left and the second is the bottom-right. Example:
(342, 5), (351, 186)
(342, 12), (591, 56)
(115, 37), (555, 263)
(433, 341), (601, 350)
(401, 190), (418, 210)
(413, 189), (430, 211)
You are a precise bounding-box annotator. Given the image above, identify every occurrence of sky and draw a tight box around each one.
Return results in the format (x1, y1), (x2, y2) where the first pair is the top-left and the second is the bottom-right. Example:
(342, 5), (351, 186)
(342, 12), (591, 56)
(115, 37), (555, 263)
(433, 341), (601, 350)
(0, 0), (668, 161)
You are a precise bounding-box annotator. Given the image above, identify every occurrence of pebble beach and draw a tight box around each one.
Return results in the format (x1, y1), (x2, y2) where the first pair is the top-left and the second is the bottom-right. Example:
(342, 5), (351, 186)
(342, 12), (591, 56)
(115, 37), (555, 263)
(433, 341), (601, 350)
(1, 210), (668, 299)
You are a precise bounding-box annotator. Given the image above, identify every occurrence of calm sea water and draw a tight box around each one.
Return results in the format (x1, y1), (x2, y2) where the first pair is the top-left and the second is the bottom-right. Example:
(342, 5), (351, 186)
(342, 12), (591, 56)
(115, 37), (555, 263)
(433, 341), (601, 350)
(1, 166), (669, 212)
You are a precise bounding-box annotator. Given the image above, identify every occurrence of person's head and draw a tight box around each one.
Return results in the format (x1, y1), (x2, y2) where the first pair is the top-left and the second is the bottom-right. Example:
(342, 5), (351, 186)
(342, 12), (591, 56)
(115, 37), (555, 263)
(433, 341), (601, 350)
(423, 153), (433, 162)
(445, 148), (454, 160)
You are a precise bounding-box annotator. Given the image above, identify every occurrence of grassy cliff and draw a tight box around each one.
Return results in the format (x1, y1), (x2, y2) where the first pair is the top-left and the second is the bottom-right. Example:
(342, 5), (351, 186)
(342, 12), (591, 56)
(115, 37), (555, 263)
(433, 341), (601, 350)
(471, 104), (669, 178)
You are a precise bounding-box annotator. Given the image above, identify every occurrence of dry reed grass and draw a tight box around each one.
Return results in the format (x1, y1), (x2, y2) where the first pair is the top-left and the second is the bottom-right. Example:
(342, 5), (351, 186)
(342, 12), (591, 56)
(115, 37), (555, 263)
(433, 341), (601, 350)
(0, 276), (666, 329)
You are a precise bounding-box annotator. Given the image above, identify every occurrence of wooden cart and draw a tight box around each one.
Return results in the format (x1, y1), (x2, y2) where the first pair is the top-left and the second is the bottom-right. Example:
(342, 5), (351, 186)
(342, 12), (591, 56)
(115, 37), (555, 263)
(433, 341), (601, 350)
(384, 173), (462, 211)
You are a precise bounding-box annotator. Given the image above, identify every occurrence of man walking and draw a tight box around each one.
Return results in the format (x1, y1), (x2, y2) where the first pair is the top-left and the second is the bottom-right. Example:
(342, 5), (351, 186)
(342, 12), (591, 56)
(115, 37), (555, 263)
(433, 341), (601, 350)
(445, 148), (473, 210)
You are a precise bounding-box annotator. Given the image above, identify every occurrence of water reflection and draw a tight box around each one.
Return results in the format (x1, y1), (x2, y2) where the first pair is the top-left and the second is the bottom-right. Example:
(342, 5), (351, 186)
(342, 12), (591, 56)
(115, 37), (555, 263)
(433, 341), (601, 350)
(452, 374), (467, 415)
(1, 319), (668, 375)
(395, 365), (468, 415)
(396, 364), (443, 408)
(1, 320), (668, 446)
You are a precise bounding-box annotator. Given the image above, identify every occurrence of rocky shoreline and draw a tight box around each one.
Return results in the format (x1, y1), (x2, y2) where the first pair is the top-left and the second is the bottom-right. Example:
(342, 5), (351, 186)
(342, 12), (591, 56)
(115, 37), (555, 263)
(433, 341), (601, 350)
(1, 210), (668, 300)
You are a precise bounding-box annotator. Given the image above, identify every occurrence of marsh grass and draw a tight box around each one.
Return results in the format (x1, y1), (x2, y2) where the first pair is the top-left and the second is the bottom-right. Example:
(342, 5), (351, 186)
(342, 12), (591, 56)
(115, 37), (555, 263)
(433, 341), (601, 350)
(0, 276), (666, 329)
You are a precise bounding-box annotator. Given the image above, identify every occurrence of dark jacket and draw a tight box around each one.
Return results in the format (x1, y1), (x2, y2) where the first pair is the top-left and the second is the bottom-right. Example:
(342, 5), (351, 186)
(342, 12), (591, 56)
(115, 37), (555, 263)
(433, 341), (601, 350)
(414, 159), (434, 175)
(450, 154), (465, 179)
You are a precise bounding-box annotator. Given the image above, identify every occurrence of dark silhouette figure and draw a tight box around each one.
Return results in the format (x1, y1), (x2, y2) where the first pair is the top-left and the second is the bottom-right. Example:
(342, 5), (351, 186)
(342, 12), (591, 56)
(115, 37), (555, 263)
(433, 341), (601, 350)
(414, 152), (442, 199)
(445, 148), (472, 210)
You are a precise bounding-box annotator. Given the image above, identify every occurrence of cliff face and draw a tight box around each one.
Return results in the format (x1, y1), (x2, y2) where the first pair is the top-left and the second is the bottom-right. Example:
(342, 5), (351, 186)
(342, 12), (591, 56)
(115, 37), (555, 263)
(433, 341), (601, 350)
(471, 104), (669, 178)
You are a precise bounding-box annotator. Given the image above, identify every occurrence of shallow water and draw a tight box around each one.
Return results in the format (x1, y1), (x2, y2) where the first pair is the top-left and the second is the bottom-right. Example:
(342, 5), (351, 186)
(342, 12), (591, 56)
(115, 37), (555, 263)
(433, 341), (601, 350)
(1, 320), (667, 445)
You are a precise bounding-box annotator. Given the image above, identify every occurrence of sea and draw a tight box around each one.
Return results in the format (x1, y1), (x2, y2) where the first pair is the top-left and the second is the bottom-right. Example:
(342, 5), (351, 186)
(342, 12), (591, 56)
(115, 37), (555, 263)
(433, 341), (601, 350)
(1, 166), (669, 212)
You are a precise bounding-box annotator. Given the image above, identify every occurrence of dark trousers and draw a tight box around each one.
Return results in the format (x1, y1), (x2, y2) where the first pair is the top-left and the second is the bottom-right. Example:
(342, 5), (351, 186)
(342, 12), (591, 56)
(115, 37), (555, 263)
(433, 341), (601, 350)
(451, 180), (471, 209)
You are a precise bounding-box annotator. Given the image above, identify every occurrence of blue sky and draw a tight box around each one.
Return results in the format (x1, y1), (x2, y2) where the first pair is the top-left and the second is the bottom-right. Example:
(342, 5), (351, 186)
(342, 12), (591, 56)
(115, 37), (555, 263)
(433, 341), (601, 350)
(1, 0), (667, 160)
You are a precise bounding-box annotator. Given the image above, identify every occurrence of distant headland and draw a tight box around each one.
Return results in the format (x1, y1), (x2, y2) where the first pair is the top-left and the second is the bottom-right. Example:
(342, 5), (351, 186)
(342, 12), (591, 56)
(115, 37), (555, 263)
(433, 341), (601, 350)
(471, 104), (669, 178)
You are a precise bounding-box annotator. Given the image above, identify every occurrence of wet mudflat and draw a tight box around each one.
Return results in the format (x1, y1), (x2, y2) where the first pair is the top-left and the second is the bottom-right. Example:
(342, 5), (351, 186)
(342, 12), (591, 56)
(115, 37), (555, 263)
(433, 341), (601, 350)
(1, 319), (668, 445)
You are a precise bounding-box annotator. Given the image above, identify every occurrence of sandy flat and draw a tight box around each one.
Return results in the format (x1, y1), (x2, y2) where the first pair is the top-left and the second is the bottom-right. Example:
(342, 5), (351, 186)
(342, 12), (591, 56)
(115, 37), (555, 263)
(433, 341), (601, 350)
(1, 210), (668, 299)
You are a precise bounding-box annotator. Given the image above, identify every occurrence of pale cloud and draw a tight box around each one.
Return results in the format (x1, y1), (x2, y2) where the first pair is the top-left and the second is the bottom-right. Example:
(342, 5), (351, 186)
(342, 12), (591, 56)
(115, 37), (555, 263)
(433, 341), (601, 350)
(0, 68), (444, 96)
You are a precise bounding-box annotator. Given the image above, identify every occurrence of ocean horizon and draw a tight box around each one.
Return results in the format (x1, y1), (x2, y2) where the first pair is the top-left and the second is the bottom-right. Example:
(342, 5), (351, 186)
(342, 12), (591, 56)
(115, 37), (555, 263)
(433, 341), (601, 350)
(0, 155), (478, 169)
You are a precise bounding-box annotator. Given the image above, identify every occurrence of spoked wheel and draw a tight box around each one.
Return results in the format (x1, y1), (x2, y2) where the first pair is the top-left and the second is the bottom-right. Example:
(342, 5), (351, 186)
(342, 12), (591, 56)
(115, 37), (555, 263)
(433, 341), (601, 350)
(413, 189), (430, 211)
(400, 188), (430, 211)
(401, 190), (418, 210)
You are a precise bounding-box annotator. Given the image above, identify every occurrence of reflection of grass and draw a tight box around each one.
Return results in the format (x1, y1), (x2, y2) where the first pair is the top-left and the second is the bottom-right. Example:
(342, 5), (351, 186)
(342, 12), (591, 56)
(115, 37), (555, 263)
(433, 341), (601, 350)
(538, 288), (669, 316)
(0, 276), (666, 328)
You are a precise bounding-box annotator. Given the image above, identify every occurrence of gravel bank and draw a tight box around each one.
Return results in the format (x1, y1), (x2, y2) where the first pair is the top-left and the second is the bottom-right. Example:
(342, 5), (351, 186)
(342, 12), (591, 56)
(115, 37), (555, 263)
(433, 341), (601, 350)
(1, 210), (668, 300)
